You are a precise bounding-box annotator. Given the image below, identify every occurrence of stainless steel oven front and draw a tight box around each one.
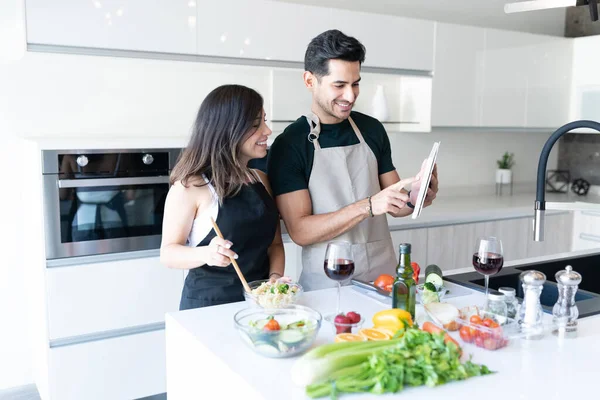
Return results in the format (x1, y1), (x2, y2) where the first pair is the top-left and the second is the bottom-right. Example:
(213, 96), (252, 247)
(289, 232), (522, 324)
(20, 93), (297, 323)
(42, 148), (181, 260)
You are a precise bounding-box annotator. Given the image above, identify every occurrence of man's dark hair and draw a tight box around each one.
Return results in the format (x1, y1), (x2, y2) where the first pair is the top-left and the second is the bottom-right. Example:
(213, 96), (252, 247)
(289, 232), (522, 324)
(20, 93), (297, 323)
(304, 29), (366, 78)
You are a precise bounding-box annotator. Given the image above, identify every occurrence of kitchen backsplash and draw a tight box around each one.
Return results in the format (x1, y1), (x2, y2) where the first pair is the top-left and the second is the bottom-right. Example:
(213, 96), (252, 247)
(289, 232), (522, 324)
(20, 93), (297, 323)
(558, 134), (600, 185)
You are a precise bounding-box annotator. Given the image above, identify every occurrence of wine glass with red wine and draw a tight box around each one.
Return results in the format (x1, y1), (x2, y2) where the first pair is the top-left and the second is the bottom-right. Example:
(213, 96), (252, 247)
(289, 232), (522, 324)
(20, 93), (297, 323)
(324, 241), (355, 314)
(473, 237), (504, 297)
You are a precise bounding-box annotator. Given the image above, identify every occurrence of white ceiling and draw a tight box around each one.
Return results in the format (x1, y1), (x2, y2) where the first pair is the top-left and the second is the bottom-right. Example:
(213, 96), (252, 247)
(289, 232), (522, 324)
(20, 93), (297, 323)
(274, 0), (568, 36)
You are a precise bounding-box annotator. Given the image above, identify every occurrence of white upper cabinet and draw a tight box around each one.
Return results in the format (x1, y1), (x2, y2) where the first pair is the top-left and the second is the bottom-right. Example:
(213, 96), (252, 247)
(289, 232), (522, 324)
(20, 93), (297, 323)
(196, 0), (334, 63)
(481, 29), (572, 128)
(25, 0), (197, 54)
(480, 29), (529, 128)
(433, 24), (573, 129)
(525, 37), (572, 129)
(196, 0), (434, 71)
(329, 9), (435, 71)
(432, 23), (485, 127)
(25, 0), (431, 71)
(570, 36), (600, 129)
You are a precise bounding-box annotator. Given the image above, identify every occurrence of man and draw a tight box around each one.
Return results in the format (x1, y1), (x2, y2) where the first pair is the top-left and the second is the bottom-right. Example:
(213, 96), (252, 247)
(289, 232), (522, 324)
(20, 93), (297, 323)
(267, 29), (438, 291)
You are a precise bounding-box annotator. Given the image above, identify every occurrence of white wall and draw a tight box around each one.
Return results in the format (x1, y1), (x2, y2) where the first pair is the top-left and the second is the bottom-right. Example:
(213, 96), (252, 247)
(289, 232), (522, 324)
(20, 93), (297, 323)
(391, 129), (559, 191)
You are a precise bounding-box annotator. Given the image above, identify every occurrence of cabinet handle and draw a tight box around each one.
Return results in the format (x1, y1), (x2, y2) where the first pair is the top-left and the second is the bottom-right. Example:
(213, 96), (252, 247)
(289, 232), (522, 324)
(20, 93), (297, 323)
(581, 211), (600, 218)
(579, 233), (600, 243)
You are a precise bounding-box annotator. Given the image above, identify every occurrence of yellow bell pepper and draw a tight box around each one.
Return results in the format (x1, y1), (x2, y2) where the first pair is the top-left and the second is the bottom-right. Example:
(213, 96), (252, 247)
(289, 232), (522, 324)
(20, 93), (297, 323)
(372, 309), (413, 336)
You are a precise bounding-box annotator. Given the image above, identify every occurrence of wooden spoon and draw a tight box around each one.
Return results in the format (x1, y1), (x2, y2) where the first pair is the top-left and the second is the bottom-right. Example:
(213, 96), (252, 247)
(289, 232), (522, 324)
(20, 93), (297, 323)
(210, 217), (252, 293)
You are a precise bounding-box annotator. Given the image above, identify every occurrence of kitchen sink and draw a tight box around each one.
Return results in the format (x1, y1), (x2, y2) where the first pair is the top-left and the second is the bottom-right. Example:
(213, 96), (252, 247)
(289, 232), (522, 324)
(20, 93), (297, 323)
(445, 253), (600, 318)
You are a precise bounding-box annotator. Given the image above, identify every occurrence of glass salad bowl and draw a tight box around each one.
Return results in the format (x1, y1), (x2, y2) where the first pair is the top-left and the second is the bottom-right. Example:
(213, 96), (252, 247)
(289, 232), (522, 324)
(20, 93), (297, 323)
(233, 305), (322, 358)
(244, 279), (303, 309)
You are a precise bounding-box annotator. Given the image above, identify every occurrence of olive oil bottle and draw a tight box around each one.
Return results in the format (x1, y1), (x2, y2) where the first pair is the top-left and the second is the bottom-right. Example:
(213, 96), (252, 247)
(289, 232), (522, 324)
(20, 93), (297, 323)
(392, 243), (416, 320)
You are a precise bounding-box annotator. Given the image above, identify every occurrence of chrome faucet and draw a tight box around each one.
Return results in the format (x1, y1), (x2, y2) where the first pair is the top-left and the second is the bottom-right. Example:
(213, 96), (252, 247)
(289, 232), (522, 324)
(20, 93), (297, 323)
(534, 120), (600, 241)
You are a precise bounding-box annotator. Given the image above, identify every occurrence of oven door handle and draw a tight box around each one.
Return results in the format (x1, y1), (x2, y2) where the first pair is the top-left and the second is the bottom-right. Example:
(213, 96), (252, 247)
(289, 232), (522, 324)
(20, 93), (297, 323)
(57, 176), (170, 188)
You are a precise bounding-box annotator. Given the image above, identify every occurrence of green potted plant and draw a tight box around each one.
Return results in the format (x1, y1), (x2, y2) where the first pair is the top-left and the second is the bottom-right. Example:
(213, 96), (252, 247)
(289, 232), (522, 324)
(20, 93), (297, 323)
(496, 152), (515, 184)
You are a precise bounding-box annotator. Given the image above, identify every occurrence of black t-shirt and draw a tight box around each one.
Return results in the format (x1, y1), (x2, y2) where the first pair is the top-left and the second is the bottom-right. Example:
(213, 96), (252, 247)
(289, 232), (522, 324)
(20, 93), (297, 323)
(267, 111), (395, 197)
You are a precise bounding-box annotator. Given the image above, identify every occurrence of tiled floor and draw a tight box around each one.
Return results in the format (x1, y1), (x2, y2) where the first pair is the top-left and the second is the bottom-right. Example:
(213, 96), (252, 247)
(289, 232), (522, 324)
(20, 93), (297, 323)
(0, 385), (166, 400)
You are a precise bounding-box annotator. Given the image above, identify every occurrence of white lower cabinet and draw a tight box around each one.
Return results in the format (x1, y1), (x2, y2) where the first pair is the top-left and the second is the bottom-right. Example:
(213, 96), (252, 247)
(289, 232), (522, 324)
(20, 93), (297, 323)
(48, 330), (166, 400)
(46, 257), (183, 340)
(571, 210), (600, 251)
(390, 229), (428, 267)
(526, 212), (573, 257)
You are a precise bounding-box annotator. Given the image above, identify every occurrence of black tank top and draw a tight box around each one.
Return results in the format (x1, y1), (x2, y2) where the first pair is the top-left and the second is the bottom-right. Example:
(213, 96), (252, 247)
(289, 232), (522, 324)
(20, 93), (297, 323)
(179, 181), (279, 310)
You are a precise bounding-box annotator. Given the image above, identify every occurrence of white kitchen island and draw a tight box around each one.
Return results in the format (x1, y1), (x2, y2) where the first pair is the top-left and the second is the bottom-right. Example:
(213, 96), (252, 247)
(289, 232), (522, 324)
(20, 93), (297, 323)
(165, 281), (599, 400)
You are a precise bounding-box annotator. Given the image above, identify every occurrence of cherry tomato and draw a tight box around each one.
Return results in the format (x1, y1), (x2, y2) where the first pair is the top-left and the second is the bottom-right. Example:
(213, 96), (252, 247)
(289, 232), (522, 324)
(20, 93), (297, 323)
(474, 335), (484, 348)
(459, 326), (472, 343)
(468, 326), (479, 339)
(482, 318), (495, 327)
(489, 321), (500, 329)
(484, 338), (499, 350)
(263, 319), (280, 331)
(469, 315), (483, 325)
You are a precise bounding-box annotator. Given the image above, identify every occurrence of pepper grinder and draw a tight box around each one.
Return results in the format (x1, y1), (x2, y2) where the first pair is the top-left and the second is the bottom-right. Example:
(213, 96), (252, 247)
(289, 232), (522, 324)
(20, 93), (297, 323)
(518, 270), (546, 339)
(552, 265), (582, 338)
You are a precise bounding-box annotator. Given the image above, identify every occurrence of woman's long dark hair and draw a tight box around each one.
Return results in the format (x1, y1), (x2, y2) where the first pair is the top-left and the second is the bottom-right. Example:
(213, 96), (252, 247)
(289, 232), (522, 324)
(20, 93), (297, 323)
(170, 84), (264, 200)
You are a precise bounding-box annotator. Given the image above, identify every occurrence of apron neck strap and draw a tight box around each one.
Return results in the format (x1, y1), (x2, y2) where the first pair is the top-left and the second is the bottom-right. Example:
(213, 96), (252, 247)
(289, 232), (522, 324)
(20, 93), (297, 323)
(305, 114), (365, 149)
(347, 116), (366, 143)
(305, 113), (321, 150)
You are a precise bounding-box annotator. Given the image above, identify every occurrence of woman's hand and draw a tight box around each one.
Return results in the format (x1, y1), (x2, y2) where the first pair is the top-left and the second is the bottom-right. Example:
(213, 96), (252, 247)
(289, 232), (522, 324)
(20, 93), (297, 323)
(269, 273), (292, 284)
(205, 237), (238, 267)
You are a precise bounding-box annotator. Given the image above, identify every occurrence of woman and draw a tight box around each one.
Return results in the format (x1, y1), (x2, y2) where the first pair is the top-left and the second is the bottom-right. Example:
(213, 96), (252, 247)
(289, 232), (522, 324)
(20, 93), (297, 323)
(160, 84), (285, 310)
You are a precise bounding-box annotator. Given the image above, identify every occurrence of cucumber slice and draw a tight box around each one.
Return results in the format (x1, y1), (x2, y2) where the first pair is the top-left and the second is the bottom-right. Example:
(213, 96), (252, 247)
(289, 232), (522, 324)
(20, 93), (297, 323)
(286, 320), (307, 329)
(425, 264), (444, 288)
(277, 341), (290, 353)
(279, 330), (305, 345)
(254, 342), (281, 356)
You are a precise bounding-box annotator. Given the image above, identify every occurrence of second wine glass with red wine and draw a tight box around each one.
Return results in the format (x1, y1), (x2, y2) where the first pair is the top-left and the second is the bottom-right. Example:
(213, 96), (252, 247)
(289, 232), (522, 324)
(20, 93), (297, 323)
(324, 241), (355, 314)
(473, 237), (504, 297)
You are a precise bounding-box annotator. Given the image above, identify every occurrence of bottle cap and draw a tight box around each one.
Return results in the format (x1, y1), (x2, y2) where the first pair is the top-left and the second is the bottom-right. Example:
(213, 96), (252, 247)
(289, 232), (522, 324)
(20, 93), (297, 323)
(399, 243), (411, 254)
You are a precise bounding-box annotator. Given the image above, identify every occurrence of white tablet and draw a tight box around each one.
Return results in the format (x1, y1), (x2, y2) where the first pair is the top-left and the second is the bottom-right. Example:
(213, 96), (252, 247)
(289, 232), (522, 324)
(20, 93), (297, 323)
(411, 142), (440, 220)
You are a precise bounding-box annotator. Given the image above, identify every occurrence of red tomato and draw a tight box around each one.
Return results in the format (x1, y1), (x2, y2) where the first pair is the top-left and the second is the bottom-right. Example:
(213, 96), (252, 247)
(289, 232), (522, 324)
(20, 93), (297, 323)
(469, 315), (483, 325)
(474, 335), (485, 348)
(374, 274), (394, 291)
(263, 319), (280, 331)
(482, 318), (495, 327)
(489, 321), (500, 329)
(484, 338), (499, 351)
(459, 326), (472, 343)
(411, 262), (420, 283)
(468, 326), (479, 339)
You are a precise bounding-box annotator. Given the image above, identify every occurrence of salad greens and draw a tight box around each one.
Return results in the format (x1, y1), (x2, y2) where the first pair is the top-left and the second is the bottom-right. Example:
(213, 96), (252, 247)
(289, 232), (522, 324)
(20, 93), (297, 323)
(296, 326), (492, 399)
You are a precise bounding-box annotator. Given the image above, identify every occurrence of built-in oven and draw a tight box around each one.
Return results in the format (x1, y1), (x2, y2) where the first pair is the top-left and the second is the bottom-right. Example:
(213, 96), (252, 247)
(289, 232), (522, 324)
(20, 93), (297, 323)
(42, 148), (181, 260)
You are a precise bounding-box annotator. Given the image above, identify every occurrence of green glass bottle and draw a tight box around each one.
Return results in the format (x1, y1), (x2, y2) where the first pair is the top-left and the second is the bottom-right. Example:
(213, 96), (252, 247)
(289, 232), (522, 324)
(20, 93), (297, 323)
(392, 243), (416, 320)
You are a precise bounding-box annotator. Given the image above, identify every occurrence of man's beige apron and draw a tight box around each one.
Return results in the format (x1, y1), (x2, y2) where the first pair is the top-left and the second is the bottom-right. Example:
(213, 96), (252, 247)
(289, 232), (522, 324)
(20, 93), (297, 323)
(299, 113), (397, 291)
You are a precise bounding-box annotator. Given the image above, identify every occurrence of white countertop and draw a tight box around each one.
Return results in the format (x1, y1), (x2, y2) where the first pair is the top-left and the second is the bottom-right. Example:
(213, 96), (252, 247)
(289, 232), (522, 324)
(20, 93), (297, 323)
(165, 276), (599, 400)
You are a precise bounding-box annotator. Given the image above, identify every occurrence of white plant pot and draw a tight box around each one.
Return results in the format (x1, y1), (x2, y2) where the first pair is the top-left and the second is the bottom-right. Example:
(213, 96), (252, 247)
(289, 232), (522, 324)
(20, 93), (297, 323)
(496, 169), (512, 184)
(372, 85), (389, 121)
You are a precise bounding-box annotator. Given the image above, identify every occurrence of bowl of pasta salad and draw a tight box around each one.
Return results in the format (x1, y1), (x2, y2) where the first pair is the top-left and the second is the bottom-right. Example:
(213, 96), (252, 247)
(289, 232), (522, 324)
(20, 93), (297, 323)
(244, 279), (303, 309)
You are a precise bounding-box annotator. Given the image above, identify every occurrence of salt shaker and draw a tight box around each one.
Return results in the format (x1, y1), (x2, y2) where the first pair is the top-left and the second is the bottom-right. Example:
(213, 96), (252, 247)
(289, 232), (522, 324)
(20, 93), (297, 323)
(552, 265), (582, 338)
(517, 270), (546, 339)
